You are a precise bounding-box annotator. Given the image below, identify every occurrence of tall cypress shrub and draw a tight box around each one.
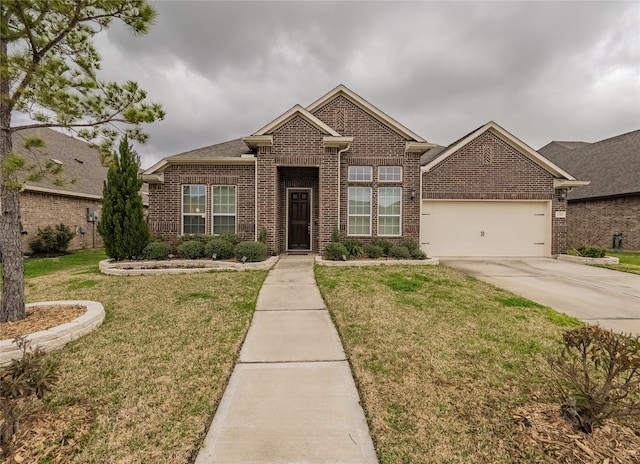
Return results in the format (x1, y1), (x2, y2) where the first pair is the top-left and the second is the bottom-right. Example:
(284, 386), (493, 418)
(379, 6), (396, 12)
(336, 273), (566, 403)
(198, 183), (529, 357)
(98, 137), (150, 260)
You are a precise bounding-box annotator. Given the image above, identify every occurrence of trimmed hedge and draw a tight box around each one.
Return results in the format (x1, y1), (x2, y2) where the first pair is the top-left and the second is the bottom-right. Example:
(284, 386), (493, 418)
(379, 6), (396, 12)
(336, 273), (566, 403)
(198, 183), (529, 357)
(142, 241), (172, 260)
(234, 241), (267, 262)
(177, 240), (205, 259)
(364, 244), (384, 259)
(205, 237), (235, 260)
(389, 244), (411, 259)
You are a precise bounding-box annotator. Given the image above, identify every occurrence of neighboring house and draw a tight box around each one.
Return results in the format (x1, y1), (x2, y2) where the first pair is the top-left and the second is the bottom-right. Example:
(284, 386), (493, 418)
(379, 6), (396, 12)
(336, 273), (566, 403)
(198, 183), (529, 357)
(539, 130), (640, 251)
(12, 128), (107, 251)
(143, 85), (584, 257)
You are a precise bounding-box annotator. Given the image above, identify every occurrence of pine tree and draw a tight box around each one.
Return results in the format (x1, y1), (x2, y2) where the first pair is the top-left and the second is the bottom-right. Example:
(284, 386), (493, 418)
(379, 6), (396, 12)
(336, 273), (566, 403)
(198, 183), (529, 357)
(1, 1), (163, 322)
(98, 137), (150, 260)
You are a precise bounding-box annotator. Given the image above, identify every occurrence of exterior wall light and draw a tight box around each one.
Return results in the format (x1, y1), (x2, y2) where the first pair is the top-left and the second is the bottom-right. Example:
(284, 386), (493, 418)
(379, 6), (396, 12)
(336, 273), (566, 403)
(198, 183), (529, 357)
(409, 189), (417, 201)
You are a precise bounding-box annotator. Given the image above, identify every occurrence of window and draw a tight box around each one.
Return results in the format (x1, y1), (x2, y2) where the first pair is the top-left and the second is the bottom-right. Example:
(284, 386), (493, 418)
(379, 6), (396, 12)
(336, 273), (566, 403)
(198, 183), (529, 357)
(348, 166), (372, 182)
(348, 187), (371, 236)
(212, 186), (236, 234)
(182, 185), (206, 234)
(378, 166), (402, 182)
(378, 187), (401, 236)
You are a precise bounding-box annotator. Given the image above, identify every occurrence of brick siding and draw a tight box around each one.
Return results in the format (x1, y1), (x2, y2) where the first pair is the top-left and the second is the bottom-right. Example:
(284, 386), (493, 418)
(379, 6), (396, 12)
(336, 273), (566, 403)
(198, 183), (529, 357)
(147, 164), (256, 242)
(422, 131), (568, 254)
(567, 195), (640, 251)
(20, 191), (104, 252)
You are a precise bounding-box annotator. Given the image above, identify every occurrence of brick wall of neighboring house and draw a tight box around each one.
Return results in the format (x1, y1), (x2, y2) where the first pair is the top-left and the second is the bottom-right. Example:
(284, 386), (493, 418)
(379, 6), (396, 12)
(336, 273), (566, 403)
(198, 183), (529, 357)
(421, 131), (568, 254)
(567, 195), (640, 251)
(313, 95), (420, 246)
(20, 191), (103, 252)
(147, 163), (256, 243)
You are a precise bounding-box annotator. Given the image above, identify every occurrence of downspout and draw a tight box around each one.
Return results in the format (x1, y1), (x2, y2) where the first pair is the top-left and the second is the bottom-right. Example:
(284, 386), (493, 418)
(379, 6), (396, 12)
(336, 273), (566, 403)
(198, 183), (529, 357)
(336, 143), (351, 231)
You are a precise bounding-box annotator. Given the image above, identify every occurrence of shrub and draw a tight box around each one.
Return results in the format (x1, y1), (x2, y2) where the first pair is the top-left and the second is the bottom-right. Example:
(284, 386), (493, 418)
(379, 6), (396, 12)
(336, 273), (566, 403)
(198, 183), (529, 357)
(371, 237), (392, 256)
(364, 244), (384, 259)
(29, 223), (74, 255)
(218, 233), (240, 246)
(343, 239), (364, 258)
(548, 325), (640, 433)
(410, 248), (427, 260)
(398, 239), (420, 254)
(142, 241), (172, 260)
(234, 241), (267, 262)
(205, 237), (235, 260)
(258, 227), (268, 244)
(331, 227), (342, 243)
(389, 244), (411, 259)
(575, 246), (607, 258)
(1, 337), (59, 447)
(325, 242), (348, 261)
(177, 240), (205, 259)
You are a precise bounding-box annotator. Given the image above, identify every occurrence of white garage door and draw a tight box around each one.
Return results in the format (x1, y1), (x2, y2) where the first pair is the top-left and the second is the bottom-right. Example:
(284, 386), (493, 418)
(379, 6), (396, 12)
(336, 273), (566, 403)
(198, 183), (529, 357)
(421, 200), (551, 257)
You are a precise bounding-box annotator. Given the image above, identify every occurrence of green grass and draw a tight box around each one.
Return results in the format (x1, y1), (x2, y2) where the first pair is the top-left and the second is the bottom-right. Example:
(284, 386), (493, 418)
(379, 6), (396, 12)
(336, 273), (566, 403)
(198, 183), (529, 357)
(315, 264), (587, 463)
(598, 251), (640, 275)
(4, 250), (267, 462)
(23, 248), (107, 278)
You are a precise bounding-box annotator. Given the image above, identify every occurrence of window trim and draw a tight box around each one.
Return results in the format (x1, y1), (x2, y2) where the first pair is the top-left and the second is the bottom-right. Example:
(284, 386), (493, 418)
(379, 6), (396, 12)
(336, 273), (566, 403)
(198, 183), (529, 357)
(347, 186), (372, 237)
(378, 186), (402, 237)
(212, 185), (237, 235)
(182, 184), (207, 235)
(378, 166), (403, 183)
(348, 166), (373, 182)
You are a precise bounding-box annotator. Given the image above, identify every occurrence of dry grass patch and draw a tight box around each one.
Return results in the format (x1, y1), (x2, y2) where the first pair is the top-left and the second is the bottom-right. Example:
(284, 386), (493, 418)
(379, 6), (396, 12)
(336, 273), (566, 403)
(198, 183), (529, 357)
(314, 264), (639, 463)
(6, 262), (267, 462)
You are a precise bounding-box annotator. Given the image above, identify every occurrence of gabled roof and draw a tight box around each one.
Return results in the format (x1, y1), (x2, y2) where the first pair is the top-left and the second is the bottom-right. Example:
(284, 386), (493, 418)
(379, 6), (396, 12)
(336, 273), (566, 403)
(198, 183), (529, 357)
(251, 104), (341, 137)
(421, 121), (578, 181)
(539, 129), (640, 200)
(12, 128), (107, 199)
(306, 84), (427, 142)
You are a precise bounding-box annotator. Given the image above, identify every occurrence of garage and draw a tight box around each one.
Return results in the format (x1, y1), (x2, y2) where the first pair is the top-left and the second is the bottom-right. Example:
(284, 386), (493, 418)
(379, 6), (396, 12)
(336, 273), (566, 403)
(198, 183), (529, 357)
(420, 200), (552, 257)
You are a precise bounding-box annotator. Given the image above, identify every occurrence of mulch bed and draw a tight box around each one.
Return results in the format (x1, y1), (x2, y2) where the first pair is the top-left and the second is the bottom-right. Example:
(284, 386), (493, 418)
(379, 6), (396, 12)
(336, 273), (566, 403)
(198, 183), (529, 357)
(1, 400), (92, 464)
(1, 305), (86, 340)
(514, 402), (640, 463)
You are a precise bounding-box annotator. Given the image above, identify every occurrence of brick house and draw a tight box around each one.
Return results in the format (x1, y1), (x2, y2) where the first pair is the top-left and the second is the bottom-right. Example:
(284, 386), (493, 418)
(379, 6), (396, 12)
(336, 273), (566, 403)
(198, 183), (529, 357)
(539, 130), (640, 251)
(143, 85), (584, 257)
(13, 128), (108, 251)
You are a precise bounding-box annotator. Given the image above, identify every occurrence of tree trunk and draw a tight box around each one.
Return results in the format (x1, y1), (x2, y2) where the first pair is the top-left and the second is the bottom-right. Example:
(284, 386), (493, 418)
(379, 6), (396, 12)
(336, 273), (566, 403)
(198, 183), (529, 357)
(0, 92), (26, 321)
(0, 187), (26, 322)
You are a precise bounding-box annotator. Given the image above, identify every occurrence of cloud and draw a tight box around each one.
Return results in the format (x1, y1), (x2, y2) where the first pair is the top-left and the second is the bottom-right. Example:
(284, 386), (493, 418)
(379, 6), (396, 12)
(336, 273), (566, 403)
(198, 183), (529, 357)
(63, 1), (640, 166)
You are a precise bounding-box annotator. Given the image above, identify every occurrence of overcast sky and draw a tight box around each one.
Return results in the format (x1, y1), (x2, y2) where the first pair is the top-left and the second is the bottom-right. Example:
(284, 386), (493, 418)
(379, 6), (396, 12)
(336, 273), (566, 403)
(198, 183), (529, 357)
(90, 0), (639, 169)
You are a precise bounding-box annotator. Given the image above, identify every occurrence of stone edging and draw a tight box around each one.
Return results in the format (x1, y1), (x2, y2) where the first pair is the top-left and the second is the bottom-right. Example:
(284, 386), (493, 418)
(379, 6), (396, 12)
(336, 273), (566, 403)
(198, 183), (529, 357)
(99, 256), (279, 275)
(557, 254), (620, 265)
(315, 256), (439, 266)
(1, 300), (105, 367)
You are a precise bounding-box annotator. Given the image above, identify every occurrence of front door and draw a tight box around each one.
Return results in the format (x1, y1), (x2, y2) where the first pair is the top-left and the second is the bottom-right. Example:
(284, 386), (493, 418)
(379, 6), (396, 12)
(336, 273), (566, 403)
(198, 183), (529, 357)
(288, 189), (311, 250)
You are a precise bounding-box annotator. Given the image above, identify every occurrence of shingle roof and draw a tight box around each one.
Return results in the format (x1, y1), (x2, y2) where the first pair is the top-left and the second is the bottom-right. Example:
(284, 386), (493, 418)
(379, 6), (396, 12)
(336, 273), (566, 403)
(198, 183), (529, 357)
(164, 138), (253, 161)
(539, 130), (640, 200)
(420, 145), (447, 165)
(13, 128), (107, 198)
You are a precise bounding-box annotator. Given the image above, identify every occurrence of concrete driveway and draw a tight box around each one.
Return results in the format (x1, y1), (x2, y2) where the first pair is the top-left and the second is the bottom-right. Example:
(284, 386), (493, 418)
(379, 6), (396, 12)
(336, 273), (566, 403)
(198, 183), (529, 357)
(441, 258), (640, 335)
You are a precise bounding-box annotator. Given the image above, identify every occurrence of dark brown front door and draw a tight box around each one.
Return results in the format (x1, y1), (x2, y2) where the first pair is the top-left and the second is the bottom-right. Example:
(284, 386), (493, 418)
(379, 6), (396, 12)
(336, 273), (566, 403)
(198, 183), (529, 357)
(288, 190), (311, 250)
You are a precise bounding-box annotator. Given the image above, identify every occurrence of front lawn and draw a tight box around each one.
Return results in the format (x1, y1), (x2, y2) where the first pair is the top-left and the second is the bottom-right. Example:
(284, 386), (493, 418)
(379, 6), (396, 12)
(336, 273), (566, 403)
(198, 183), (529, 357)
(599, 251), (640, 275)
(3, 250), (267, 462)
(316, 264), (610, 463)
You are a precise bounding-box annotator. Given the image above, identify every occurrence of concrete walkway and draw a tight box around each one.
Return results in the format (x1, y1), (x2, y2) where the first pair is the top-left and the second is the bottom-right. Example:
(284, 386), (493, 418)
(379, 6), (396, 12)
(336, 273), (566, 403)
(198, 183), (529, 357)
(195, 255), (378, 464)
